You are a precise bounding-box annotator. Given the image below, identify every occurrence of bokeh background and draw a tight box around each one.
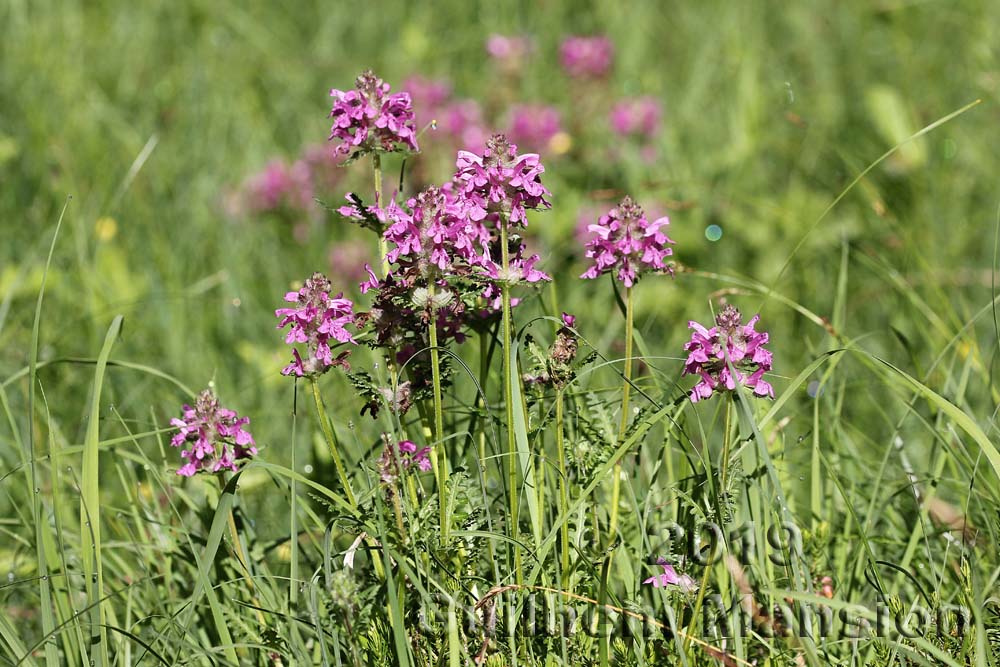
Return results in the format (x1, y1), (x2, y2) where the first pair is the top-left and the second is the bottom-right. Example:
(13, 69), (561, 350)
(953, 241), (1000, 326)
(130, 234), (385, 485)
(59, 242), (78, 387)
(2, 0), (999, 535)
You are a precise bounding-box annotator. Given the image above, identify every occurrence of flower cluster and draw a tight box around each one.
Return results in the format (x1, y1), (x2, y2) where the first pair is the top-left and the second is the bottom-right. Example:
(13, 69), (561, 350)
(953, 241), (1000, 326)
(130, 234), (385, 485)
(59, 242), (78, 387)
(609, 96), (662, 140)
(170, 389), (257, 477)
(486, 34), (535, 71)
(377, 438), (432, 485)
(454, 133), (551, 226)
(241, 159), (313, 213)
(643, 557), (697, 592)
(682, 304), (774, 403)
(580, 196), (675, 287)
(276, 272), (356, 376)
(383, 185), (489, 278)
(559, 35), (614, 79)
(507, 104), (565, 155)
(328, 70), (418, 157)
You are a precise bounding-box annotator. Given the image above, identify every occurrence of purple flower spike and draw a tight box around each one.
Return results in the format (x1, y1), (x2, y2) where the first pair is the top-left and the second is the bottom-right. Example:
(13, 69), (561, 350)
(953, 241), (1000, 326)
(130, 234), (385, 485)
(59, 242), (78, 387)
(682, 304), (775, 403)
(643, 558), (697, 592)
(383, 185), (490, 278)
(170, 389), (257, 477)
(328, 70), (419, 157)
(580, 196), (675, 287)
(276, 273), (356, 377)
(559, 35), (614, 79)
(453, 133), (551, 228)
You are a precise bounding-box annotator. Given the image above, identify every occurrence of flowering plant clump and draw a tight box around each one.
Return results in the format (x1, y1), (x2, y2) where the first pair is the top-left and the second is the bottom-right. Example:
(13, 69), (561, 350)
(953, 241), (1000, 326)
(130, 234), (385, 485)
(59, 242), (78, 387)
(276, 272), (356, 376)
(453, 133), (551, 227)
(643, 557), (697, 592)
(170, 389), (257, 477)
(580, 196), (675, 287)
(682, 304), (774, 402)
(559, 35), (614, 79)
(328, 70), (419, 158)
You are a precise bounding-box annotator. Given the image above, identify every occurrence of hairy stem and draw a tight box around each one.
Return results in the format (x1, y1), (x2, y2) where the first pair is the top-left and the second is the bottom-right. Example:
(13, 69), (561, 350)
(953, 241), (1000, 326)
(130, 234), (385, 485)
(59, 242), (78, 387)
(426, 284), (449, 544)
(499, 212), (522, 583)
(372, 152), (389, 278)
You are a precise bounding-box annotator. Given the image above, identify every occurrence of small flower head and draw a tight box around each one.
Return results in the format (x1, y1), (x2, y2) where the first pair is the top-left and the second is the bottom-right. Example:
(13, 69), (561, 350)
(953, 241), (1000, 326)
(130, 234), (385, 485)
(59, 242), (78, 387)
(243, 159), (314, 214)
(170, 389), (257, 477)
(580, 196), (675, 287)
(559, 35), (614, 79)
(506, 104), (564, 154)
(486, 34), (535, 71)
(682, 305), (775, 403)
(276, 273), (356, 377)
(328, 70), (419, 157)
(453, 133), (551, 227)
(377, 437), (432, 484)
(383, 185), (489, 278)
(609, 96), (662, 140)
(643, 557), (697, 592)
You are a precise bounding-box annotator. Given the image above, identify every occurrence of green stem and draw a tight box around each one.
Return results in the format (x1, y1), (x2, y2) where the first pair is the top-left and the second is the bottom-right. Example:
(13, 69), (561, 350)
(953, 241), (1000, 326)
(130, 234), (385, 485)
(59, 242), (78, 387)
(600, 285), (634, 667)
(608, 285), (634, 540)
(309, 378), (356, 509)
(426, 285), (449, 545)
(556, 390), (570, 588)
(373, 152), (389, 278)
(499, 212), (522, 583)
(685, 397), (734, 653)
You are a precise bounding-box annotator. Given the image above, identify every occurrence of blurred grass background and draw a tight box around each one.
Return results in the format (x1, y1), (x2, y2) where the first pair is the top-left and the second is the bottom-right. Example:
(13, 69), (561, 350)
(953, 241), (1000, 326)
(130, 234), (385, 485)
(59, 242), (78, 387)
(2, 0), (1000, 624)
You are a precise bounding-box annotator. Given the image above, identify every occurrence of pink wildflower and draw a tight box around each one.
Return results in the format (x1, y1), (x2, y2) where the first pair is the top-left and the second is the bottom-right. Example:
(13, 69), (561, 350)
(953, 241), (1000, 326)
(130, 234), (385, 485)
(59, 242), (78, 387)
(643, 558), (697, 591)
(170, 389), (257, 477)
(328, 70), (419, 157)
(397, 440), (432, 471)
(609, 96), (662, 139)
(580, 196), (674, 287)
(506, 104), (563, 154)
(383, 185), (489, 277)
(486, 34), (535, 69)
(682, 304), (775, 403)
(243, 159), (314, 213)
(276, 272), (356, 376)
(453, 133), (551, 227)
(559, 35), (614, 79)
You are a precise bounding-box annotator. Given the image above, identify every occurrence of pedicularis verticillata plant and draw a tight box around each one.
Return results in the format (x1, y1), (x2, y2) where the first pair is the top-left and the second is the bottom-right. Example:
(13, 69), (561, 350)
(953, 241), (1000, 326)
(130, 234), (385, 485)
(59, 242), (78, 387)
(165, 69), (782, 665)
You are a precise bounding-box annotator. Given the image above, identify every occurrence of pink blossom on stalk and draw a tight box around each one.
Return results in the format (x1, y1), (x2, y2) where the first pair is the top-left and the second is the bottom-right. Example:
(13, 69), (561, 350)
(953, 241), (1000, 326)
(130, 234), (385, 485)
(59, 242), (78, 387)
(276, 273), (356, 377)
(643, 558), (697, 591)
(170, 389), (257, 477)
(559, 35), (614, 79)
(486, 34), (535, 68)
(609, 96), (662, 139)
(506, 104), (563, 154)
(580, 196), (674, 287)
(453, 133), (551, 227)
(243, 159), (314, 213)
(397, 440), (432, 471)
(378, 438), (432, 484)
(383, 185), (489, 277)
(682, 304), (774, 403)
(328, 70), (419, 157)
